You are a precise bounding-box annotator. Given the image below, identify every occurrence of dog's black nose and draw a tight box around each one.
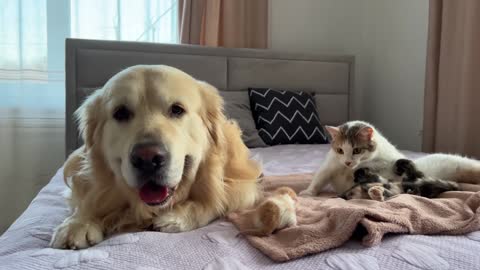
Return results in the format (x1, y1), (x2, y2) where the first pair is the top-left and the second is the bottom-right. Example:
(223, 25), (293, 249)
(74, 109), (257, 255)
(130, 143), (166, 174)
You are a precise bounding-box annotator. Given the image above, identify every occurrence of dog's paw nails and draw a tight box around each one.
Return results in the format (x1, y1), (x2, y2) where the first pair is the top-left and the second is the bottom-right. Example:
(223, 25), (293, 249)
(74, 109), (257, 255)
(50, 218), (103, 249)
(154, 224), (183, 233)
(153, 212), (190, 233)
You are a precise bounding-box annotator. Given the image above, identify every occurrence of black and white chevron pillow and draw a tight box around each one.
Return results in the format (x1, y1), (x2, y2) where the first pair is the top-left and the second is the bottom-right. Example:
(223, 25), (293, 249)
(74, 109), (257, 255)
(248, 88), (328, 145)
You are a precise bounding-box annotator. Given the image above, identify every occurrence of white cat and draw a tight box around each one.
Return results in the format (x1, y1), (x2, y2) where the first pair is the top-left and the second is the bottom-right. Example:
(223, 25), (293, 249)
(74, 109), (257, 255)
(300, 120), (480, 196)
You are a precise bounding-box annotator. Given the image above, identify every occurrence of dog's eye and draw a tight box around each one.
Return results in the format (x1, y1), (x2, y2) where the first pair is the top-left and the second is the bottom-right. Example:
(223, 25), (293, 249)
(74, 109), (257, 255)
(170, 103), (185, 117)
(113, 105), (133, 122)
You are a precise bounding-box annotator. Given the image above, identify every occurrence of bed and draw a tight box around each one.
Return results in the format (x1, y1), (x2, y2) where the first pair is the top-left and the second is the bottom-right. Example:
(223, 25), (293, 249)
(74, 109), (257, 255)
(1, 39), (479, 269)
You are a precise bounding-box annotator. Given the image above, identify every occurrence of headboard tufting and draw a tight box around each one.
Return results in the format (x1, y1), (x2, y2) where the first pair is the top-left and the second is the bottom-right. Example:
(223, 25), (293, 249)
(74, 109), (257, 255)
(65, 38), (354, 156)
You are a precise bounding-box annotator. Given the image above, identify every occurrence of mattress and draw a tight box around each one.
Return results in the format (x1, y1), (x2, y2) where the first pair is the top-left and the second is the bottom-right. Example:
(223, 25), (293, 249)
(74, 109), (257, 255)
(0, 145), (479, 270)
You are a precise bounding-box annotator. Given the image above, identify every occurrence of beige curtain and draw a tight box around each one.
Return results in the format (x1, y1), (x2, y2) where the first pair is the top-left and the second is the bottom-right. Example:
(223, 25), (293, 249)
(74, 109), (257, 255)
(178, 0), (268, 48)
(423, 0), (480, 157)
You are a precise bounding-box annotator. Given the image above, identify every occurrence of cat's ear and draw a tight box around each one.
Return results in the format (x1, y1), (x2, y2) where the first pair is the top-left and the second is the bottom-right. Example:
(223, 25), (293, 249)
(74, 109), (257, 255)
(358, 126), (374, 141)
(325, 126), (340, 138)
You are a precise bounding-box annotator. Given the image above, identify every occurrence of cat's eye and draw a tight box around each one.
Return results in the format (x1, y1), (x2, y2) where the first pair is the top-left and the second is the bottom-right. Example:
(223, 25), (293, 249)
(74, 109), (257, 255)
(113, 105), (133, 122)
(336, 148), (344, 154)
(353, 148), (363, 155)
(170, 103), (186, 117)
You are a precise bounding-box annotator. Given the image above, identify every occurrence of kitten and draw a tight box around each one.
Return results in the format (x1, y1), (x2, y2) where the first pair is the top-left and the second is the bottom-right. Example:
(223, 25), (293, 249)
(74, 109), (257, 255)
(237, 187), (297, 237)
(300, 120), (404, 196)
(300, 120), (480, 197)
(340, 159), (459, 201)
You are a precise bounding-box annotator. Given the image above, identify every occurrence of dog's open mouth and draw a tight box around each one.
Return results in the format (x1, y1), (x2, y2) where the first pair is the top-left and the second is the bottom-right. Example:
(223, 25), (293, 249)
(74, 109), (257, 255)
(139, 181), (174, 206)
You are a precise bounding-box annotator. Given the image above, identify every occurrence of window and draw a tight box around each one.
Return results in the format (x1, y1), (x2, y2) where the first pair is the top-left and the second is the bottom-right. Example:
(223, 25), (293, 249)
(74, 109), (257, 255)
(0, 0), (178, 117)
(71, 0), (178, 43)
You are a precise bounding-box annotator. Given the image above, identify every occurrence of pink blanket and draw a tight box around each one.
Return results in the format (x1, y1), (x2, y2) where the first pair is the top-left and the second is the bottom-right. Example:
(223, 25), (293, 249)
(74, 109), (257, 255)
(228, 174), (480, 262)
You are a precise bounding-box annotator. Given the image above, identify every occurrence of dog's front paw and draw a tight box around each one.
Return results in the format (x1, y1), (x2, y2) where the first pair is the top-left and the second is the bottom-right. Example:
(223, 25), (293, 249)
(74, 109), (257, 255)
(50, 217), (104, 249)
(153, 211), (192, 233)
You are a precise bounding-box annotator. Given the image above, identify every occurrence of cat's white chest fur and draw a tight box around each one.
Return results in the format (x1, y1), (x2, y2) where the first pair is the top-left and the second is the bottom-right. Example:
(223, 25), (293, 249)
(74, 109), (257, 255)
(300, 150), (356, 195)
(329, 168), (354, 193)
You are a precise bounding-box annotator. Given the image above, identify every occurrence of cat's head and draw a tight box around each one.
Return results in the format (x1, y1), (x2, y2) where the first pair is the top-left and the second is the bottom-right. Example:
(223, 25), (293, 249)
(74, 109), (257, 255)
(326, 121), (377, 169)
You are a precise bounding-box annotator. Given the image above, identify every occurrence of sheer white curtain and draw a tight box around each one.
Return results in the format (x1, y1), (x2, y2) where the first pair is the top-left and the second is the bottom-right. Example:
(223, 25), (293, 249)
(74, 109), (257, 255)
(71, 0), (177, 43)
(0, 0), (178, 119)
(0, 0), (58, 118)
(0, 0), (178, 233)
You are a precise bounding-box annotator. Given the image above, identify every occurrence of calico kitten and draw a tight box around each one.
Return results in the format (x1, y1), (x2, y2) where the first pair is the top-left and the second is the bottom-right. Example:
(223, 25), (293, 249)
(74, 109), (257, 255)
(340, 159), (459, 201)
(396, 159), (459, 198)
(300, 120), (480, 197)
(300, 121), (403, 196)
(339, 167), (400, 201)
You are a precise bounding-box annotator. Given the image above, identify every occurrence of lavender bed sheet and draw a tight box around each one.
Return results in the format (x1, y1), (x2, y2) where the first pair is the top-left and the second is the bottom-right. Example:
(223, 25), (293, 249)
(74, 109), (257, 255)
(0, 144), (479, 270)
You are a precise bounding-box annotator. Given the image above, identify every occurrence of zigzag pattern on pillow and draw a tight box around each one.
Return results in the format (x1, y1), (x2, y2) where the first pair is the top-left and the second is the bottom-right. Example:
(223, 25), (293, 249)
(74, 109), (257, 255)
(249, 88), (328, 145)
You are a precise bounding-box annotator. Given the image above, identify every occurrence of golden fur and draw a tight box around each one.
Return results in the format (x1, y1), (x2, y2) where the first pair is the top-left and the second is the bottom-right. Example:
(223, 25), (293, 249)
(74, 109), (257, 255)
(237, 187), (297, 237)
(51, 65), (262, 249)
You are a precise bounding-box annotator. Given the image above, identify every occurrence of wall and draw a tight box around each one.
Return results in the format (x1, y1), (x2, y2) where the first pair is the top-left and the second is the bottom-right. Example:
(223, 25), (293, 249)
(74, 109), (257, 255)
(269, 0), (368, 121)
(270, 0), (429, 151)
(362, 0), (428, 150)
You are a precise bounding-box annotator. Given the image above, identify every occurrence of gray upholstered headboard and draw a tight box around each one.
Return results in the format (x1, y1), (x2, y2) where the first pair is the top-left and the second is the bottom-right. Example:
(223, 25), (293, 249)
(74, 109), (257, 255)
(65, 38), (354, 156)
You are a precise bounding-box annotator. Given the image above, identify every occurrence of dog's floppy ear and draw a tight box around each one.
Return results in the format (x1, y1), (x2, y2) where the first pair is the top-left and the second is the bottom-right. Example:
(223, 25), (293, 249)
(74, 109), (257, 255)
(197, 81), (225, 146)
(75, 89), (104, 148)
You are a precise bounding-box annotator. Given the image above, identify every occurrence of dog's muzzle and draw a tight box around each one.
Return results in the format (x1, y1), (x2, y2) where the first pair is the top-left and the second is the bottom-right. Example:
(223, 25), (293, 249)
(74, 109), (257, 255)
(130, 142), (166, 176)
(130, 142), (173, 206)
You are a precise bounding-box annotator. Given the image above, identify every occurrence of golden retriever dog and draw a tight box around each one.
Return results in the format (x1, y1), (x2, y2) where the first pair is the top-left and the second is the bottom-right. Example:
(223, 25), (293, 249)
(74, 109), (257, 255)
(50, 65), (262, 249)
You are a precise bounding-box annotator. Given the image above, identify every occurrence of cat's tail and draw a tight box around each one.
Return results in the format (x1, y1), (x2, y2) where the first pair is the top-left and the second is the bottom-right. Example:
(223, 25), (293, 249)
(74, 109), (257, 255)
(415, 153), (480, 185)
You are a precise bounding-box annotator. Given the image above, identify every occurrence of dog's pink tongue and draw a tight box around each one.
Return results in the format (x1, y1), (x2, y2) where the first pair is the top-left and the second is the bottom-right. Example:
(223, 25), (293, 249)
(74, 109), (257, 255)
(139, 182), (169, 204)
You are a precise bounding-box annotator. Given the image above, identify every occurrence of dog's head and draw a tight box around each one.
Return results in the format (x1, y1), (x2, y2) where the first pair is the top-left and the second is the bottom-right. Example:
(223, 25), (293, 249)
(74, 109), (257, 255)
(76, 65), (225, 208)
